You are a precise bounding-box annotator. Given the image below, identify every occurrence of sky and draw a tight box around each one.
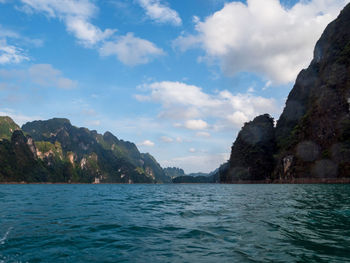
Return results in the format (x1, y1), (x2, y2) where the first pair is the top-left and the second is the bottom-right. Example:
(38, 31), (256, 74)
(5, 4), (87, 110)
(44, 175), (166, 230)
(0, 0), (349, 173)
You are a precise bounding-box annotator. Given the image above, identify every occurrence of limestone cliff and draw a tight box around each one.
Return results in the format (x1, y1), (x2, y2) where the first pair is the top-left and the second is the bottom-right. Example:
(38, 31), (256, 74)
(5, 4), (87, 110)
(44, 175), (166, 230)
(275, 3), (350, 179)
(222, 3), (350, 182)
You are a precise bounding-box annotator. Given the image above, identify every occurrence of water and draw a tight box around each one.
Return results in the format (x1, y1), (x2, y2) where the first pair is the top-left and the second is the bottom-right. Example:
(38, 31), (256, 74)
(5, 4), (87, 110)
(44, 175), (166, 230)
(0, 184), (350, 263)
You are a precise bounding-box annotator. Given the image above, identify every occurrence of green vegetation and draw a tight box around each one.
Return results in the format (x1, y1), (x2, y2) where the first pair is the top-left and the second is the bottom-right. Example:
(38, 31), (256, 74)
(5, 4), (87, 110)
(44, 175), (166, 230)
(226, 114), (276, 182)
(0, 116), (20, 140)
(0, 116), (172, 183)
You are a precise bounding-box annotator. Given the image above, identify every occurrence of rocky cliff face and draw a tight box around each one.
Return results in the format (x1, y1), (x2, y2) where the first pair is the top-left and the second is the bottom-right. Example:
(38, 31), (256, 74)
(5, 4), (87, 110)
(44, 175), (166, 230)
(274, 3), (350, 179)
(222, 3), (350, 182)
(21, 118), (170, 183)
(0, 117), (170, 183)
(222, 114), (276, 182)
(164, 167), (186, 178)
(0, 130), (49, 182)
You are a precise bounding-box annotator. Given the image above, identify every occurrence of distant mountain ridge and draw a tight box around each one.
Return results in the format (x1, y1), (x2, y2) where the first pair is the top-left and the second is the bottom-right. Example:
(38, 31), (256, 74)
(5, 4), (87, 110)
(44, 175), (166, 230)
(0, 117), (171, 183)
(170, 167), (221, 184)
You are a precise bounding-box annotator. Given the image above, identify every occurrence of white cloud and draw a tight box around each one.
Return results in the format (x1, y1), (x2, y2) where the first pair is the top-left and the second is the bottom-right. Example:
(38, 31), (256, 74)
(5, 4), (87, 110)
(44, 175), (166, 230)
(161, 136), (173, 142)
(176, 137), (183, 143)
(174, 0), (349, 84)
(184, 119), (208, 130)
(189, 148), (196, 153)
(65, 16), (115, 47)
(85, 120), (100, 126)
(247, 87), (255, 93)
(99, 33), (164, 66)
(138, 140), (155, 147)
(136, 81), (280, 130)
(137, 0), (182, 26)
(20, 0), (115, 47)
(0, 64), (77, 89)
(172, 34), (201, 52)
(0, 24), (44, 48)
(19, 1), (164, 65)
(196, 131), (211, 137)
(0, 39), (29, 64)
(263, 80), (272, 91)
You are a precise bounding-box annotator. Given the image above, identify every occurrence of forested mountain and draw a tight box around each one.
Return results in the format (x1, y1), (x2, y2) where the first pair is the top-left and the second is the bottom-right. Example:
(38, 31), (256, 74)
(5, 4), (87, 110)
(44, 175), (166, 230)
(0, 117), (171, 183)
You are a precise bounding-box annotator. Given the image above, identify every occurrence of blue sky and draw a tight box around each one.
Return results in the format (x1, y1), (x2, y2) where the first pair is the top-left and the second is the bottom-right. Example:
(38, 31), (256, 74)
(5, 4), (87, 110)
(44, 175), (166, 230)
(0, 0), (349, 173)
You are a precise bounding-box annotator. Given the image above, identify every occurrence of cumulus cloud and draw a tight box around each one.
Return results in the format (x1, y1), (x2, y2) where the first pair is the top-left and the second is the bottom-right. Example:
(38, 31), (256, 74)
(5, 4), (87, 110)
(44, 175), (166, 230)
(136, 81), (280, 130)
(99, 33), (164, 66)
(19, 0), (164, 65)
(161, 136), (173, 143)
(137, 0), (182, 26)
(173, 0), (349, 84)
(20, 0), (115, 47)
(0, 64), (77, 89)
(189, 148), (196, 153)
(0, 39), (29, 64)
(138, 140), (155, 147)
(85, 120), (101, 126)
(184, 119), (208, 130)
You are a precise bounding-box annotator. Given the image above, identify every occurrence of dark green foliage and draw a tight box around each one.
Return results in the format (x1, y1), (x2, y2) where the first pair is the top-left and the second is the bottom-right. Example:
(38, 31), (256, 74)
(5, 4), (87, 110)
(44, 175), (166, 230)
(20, 118), (171, 183)
(225, 114), (276, 182)
(0, 116), (171, 183)
(0, 116), (20, 140)
(0, 131), (49, 182)
(141, 153), (172, 183)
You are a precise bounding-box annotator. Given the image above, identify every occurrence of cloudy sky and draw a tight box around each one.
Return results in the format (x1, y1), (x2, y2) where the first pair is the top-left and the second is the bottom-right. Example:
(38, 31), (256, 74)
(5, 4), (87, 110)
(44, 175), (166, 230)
(0, 0), (349, 173)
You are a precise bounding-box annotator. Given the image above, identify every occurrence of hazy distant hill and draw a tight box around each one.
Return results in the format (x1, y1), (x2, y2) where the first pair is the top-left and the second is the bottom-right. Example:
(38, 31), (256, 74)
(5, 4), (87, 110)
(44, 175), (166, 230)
(163, 167), (185, 178)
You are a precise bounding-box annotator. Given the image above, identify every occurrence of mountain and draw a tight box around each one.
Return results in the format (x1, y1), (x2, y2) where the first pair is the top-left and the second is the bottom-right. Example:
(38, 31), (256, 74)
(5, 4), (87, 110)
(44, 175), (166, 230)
(222, 114), (276, 182)
(163, 167), (185, 178)
(0, 116), (20, 140)
(274, 3), (350, 180)
(187, 172), (208, 177)
(0, 130), (50, 182)
(221, 3), (350, 183)
(171, 167), (222, 184)
(0, 117), (171, 183)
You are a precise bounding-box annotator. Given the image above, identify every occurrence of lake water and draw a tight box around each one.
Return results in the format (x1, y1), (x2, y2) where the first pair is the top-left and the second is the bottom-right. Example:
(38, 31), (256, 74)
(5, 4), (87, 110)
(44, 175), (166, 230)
(0, 184), (350, 262)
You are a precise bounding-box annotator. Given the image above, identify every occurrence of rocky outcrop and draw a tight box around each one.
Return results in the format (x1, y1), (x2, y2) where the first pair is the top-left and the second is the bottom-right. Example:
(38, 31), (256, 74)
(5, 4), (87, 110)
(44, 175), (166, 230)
(0, 116), (171, 183)
(274, 3), (350, 179)
(221, 4), (350, 182)
(223, 114), (276, 182)
(164, 167), (186, 178)
(21, 118), (170, 183)
(0, 130), (49, 182)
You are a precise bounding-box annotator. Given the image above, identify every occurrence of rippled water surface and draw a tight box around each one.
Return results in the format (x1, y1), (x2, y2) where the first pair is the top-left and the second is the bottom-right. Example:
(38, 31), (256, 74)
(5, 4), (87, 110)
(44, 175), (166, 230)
(1, 184), (350, 262)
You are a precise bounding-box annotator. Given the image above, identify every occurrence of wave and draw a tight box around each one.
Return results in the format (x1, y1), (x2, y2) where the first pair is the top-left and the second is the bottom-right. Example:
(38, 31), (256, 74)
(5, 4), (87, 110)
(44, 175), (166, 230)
(0, 227), (12, 245)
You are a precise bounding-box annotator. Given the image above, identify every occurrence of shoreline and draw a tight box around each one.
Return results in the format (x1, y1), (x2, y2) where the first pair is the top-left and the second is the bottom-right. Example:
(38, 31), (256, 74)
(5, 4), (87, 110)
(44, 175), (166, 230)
(222, 178), (350, 184)
(1, 178), (350, 185)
